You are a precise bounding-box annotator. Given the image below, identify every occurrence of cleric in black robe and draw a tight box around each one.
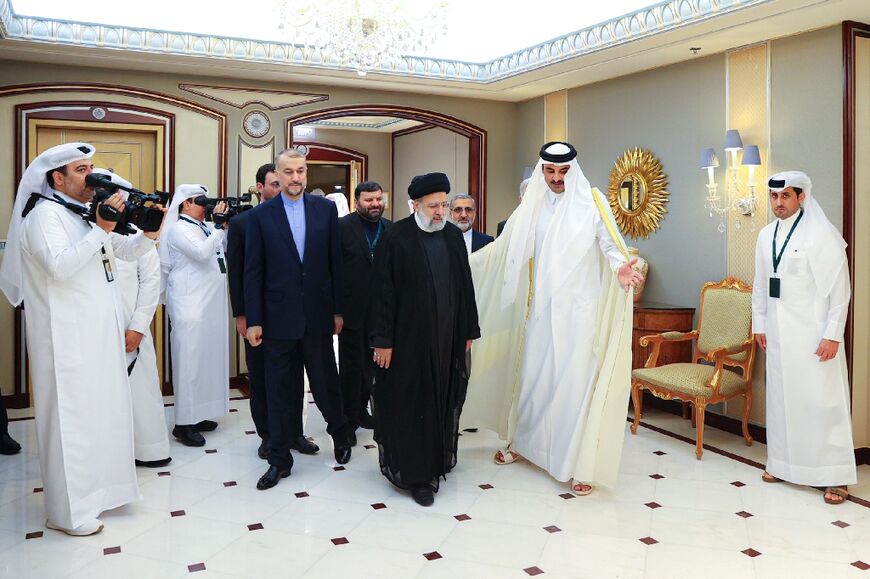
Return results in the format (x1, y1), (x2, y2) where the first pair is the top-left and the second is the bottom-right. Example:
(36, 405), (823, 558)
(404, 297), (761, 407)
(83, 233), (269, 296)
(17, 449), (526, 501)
(369, 172), (480, 507)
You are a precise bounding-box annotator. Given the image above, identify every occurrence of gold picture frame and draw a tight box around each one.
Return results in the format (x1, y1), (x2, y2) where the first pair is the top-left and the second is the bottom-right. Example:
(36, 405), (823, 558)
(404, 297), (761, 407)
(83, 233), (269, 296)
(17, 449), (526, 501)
(607, 147), (669, 239)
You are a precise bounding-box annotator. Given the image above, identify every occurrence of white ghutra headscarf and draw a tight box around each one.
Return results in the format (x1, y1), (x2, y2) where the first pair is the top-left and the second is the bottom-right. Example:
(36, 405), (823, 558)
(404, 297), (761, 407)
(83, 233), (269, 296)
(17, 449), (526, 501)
(0, 142), (96, 306)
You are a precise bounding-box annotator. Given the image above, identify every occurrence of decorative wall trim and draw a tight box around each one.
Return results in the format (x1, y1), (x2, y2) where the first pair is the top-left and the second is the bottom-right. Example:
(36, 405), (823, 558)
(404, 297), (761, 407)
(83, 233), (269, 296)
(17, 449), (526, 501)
(178, 83), (328, 110)
(392, 123), (434, 138)
(0, 0), (774, 83)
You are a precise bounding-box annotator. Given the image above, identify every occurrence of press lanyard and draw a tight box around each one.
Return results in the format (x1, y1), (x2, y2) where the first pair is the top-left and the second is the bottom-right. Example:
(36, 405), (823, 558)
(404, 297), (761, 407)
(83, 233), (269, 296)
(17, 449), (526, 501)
(366, 220), (383, 258)
(772, 209), (804, 275)
(179, 216), (226, 273)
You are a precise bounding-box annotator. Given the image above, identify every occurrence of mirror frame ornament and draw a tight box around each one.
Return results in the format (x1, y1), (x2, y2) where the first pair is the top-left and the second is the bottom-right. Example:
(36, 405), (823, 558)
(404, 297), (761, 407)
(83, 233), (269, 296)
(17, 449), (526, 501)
(607, 147), (669, 239)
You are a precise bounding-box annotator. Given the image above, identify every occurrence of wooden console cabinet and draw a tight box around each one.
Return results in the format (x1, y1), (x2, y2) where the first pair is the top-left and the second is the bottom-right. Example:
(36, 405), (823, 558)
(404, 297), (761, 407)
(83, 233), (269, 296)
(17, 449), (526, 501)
(632, 301), (696, 369)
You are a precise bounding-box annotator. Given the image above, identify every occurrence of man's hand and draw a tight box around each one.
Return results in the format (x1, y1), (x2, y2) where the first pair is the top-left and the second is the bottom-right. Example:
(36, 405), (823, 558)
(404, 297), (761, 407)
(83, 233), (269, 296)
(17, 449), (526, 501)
(235, 315), (247, 338)
(816, 339), (839, 362)
(144, 206), (168, 240)
(246, 325), (263, 347)
(95, 191), (125, 233)
(755, 333), (766, 351)
(125, 329), (144, 353)
(334, 315), (344, 335)
(373, 347), (392, 369)
(466, 339), (472, 352)
(617, 258), (644, 293)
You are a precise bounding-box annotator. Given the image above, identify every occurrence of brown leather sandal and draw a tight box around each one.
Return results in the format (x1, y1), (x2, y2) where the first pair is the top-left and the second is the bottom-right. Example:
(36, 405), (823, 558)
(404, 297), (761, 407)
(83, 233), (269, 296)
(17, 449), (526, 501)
(823, 487), (848, 505)
(761, 471), (782, 483)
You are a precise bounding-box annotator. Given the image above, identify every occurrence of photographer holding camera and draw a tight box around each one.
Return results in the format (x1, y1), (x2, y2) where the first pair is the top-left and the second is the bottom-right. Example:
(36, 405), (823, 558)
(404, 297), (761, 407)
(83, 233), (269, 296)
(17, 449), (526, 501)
(159, 184), (230, 447)
(0, 142), (164, 536)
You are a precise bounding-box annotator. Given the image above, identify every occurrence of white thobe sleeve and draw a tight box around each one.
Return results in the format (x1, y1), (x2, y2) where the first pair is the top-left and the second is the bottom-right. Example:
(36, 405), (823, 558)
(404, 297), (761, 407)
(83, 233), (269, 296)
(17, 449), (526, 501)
(822, 261), (850, 342)
(751, 234), (767, 334)
(129, 250), (161, 335)
(110, 231), (156, 262)
(172, 225), (226, 263)
(595, 213), (627, 272)
(24, 209), (109, 281)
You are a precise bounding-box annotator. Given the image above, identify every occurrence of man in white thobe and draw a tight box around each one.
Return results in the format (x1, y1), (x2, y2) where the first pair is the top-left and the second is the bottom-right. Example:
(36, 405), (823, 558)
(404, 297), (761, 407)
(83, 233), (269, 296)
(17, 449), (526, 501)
(463, 142), (643, 495)
(752, 171), (856, 505)
(0, 142), (161, 536)
(159, 185), (230, 447)
(93, 169), (170, 467)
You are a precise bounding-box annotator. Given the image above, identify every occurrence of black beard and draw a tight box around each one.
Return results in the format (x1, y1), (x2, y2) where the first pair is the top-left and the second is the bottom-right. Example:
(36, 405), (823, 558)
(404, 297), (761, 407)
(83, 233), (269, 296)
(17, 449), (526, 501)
(358, 208), (381, 222)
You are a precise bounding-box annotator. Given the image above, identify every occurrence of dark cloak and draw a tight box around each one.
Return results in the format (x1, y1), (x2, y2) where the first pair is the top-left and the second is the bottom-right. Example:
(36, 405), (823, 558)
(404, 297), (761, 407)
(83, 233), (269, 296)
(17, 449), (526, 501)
(368, 217), (480, 491)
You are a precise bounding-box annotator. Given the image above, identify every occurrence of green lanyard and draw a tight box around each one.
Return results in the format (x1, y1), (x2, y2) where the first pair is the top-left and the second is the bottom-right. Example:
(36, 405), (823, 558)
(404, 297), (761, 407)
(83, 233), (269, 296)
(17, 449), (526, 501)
(772, 209), (803, 275)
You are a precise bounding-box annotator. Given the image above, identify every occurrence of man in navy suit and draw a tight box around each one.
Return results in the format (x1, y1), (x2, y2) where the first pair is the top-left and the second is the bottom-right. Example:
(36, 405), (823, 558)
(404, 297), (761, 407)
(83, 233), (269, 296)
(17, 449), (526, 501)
(227, 163), (319, 460)
(245, 149), (352, 490)
(450, 194), (493, 254)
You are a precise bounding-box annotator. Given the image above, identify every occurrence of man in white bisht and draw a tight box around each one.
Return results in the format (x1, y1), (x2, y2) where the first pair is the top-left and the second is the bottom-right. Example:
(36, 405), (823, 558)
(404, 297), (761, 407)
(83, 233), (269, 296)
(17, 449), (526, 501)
(159, 185), (230, 447)
(752, 171), (856, 505)
(93, 168), (171, 468)
(463, 142), (643, 496)
(0, 142), (161, 536)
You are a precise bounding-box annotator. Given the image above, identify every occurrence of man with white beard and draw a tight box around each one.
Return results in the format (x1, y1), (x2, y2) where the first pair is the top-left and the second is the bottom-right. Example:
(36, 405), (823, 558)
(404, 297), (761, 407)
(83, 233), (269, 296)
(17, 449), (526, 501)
(449, 194), (493, 255)
(0, 142), (162, 535)
(464, 142), (642, 496)
(752, 171), (856, 505)
(92, 168), (170, 468)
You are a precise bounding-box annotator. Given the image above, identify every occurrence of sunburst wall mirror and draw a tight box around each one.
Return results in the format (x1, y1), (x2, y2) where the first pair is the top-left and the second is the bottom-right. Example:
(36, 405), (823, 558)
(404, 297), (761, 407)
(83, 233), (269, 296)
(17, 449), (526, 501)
(607, 148), (669, 239)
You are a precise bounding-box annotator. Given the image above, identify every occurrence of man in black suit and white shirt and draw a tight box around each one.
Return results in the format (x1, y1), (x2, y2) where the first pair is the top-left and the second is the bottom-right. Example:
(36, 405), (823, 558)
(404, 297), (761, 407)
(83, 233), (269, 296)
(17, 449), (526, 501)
(450, 194), (493, 254)
(338, 182), (392, 439)
(227, 163), (319, 460)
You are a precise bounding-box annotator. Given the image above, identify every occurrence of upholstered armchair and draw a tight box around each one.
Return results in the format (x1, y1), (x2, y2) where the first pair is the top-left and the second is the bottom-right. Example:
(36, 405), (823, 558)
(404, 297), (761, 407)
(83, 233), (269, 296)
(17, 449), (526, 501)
(629, 277), (756, 459)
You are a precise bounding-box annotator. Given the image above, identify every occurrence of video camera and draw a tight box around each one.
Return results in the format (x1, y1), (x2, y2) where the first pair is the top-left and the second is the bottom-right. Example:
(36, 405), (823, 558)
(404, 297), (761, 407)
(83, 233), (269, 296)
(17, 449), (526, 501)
(84, 173), (169, 235)
(194, 193), (253, 226)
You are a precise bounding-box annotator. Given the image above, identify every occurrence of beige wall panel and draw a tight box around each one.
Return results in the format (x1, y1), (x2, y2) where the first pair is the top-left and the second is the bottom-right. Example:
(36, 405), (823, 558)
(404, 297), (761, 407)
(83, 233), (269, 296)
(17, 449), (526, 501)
(393, 127), (470, 221)
(852, 36), (870, 447)
(725, 43), (769, 424)
(237, 136), (275, 197)
(544, 91), (567, 142)
(306, 128), (392, 195)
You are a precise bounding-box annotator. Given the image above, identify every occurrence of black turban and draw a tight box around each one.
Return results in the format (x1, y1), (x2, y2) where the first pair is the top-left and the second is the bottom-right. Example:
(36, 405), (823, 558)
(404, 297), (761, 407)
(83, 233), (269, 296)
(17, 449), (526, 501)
(408, 172), (451, 200)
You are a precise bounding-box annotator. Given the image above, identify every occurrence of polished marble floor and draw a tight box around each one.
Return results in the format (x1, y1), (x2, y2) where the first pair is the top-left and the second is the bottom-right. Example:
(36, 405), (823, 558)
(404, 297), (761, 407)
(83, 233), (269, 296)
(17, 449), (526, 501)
(0, 392), (868, 578)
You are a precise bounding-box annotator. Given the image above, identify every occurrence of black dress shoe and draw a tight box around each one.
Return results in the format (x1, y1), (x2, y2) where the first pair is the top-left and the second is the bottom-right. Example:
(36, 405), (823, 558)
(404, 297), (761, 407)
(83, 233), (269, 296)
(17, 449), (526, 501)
(0, 433), (21, 455)
(172, 425), (205, 447)
(195, 420), (218, 432)
(135, 457), (172, 468)
(347, 428), (358, 447)
(257, 439), (269, 460)
(256, 465), (291, 490)
(411, 486), (434, 507)
(289, 436), (319, 455)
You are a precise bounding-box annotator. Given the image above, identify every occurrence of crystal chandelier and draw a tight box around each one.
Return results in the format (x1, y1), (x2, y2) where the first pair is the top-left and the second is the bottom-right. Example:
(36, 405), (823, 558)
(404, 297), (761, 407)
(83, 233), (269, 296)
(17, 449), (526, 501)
(276, 0), (449, 76)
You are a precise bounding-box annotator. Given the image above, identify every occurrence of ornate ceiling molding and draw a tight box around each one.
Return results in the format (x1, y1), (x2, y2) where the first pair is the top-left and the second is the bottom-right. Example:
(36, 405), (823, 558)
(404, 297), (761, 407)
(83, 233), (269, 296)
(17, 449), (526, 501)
(178, 83), (328, 110)
(0, 0), (773, 83)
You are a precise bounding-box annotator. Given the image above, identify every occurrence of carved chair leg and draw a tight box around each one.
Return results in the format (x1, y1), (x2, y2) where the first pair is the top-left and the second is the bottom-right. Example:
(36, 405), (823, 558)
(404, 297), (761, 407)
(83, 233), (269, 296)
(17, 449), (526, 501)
(694, 401), (706, 460)
(630, 383), (642, 435)
(742, 390), (754, 446)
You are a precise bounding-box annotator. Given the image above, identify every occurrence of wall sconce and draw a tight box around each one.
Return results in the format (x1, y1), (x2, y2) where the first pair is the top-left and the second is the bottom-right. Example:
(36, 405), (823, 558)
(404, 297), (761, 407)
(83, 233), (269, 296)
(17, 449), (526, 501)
(701, 129), (760, 233)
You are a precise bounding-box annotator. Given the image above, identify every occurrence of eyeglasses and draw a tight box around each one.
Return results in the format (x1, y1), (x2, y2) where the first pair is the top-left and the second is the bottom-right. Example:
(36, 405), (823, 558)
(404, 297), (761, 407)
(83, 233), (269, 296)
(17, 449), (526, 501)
(451, 207), (475, 214)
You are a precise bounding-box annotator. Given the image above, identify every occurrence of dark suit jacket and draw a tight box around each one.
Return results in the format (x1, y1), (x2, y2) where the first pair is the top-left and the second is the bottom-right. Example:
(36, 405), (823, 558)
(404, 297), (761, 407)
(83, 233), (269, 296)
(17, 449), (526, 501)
(244, 193), (343, 340)
(471, 229), (494, 252)
(226, 208), (253, 318)
(496, 219), (507, 238)
(338, 213), (391, 330)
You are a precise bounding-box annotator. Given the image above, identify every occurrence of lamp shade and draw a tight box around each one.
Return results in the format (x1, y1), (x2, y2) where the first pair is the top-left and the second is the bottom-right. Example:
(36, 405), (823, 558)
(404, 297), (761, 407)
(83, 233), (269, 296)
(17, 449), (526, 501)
(522, 166), (533, 180)
(741, 145), (761, 166)
(700, 148), (719, 169)
(724, 129), (743, 151)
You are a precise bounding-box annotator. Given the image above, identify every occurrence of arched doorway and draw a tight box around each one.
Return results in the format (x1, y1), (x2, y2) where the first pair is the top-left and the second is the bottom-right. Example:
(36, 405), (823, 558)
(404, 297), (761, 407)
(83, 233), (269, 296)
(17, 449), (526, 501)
(286, 105), (487, 230)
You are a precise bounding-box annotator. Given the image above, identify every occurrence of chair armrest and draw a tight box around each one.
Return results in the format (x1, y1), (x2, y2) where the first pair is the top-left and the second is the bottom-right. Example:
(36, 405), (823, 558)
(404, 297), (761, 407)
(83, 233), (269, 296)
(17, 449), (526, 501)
(640, 330), (698, 369)
(704, 338), (754, 397)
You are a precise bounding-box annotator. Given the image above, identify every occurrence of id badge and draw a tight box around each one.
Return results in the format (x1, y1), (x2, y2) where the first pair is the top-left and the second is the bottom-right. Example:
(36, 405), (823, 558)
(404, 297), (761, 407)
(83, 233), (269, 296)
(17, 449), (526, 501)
(769, 277), (780, 298)
(217, 256), (227, 274)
